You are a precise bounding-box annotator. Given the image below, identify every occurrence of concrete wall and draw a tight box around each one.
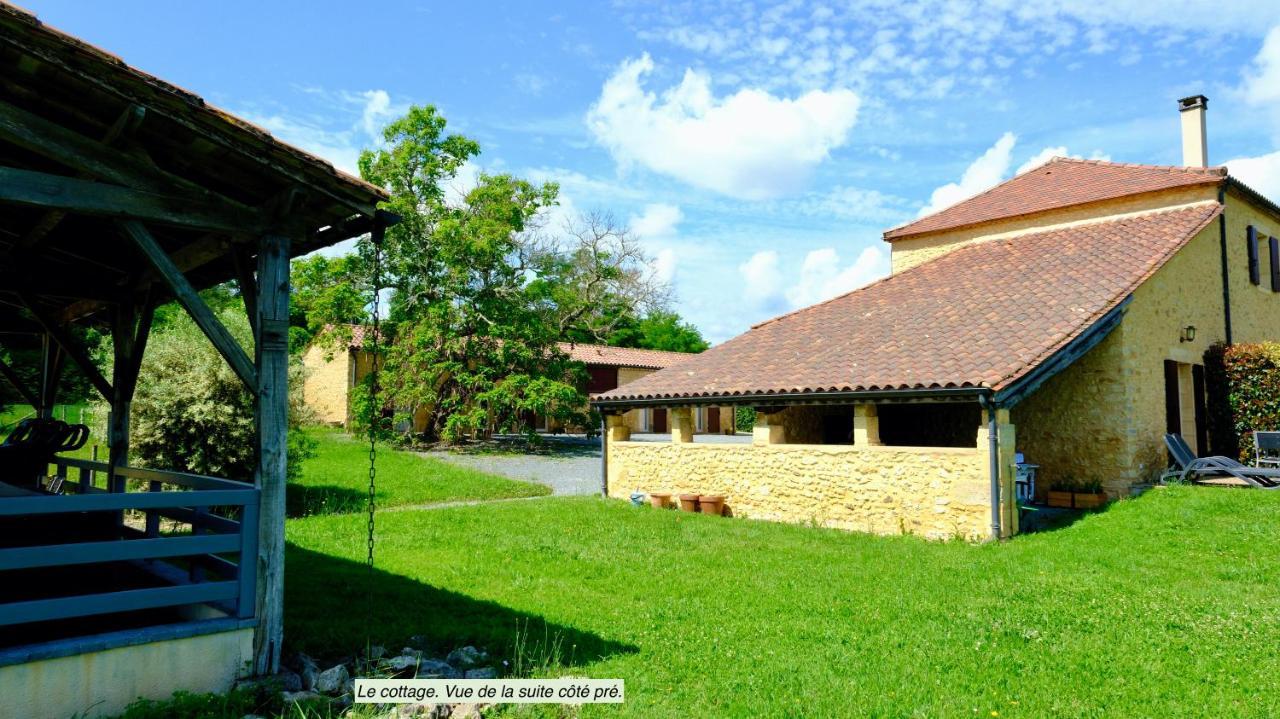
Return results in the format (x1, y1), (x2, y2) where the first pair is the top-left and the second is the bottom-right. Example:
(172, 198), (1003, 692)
(890, 186), (1217, 273)
(302, 344), (352, 426)
(1, 627), (253, 719)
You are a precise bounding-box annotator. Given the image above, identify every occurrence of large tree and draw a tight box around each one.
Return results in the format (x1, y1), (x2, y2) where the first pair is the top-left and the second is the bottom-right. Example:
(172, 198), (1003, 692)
(357, 107), (594, 442)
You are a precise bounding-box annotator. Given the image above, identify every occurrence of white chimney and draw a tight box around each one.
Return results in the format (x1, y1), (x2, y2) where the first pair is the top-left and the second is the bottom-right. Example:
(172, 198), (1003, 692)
(1178, 95), (1208, 168)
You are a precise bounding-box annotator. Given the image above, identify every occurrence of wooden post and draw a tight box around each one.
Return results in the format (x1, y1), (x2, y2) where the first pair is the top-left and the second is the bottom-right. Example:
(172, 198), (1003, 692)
(252, 231), (290, 676)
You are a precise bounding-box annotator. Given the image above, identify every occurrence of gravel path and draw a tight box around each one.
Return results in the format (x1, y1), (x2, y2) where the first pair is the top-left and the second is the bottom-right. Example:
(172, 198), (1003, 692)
(419, 432), (751, 497)
(419, 435), (602, 496)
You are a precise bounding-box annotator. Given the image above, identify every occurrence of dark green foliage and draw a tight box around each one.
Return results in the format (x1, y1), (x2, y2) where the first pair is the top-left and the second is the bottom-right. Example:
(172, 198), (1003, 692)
(735, 406), (755, 433)
(289, 253), (375, 352)
(95, 310), (314, 481)
(1205, 342), (1280, 461)
(597, 310), (709, 352)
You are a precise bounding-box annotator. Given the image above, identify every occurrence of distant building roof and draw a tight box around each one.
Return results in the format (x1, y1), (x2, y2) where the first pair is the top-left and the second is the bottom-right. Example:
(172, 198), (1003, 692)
(883, 158), (1226, 241)
(595, 203), (1221, 404)
(557, 342), (696, 370)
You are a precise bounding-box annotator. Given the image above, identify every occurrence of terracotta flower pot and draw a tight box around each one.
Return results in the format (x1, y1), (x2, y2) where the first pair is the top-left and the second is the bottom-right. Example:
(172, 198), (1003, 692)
(677, 494), (700, 512)
(698, 495), (725, 516)
(648, 492), (672, 509)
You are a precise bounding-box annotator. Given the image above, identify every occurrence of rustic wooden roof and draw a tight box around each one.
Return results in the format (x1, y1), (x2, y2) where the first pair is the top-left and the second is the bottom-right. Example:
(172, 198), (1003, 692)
(0, 2), (388, 340)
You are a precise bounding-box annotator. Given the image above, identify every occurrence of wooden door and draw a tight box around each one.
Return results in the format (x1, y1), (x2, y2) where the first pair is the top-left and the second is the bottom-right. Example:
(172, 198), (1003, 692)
(707, 407), (721, 433)
(653, 408), (667, 433)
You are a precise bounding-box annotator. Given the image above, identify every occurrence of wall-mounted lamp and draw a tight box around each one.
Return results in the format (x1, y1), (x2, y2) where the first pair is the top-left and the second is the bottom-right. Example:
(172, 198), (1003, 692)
(1180, 325), (1197, 343)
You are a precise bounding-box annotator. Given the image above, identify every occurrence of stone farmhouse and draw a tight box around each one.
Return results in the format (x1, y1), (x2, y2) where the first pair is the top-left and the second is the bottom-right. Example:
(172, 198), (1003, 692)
(594, 96), (1280, 541)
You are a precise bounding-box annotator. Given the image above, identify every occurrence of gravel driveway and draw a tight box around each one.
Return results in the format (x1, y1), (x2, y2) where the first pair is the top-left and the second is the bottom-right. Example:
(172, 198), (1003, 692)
(419, 435), (602, 496)
(420, 432), (751, 497)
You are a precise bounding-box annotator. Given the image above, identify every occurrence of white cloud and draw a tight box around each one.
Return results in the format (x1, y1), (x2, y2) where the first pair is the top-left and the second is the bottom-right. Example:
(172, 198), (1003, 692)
(918, 132), (1017, 216)
(629, 203), (683, 238)
(653, 248), (678, 285)
(785, 246), (889, 308)
(739, 250), (784, 308)
(586, 54), (860, 200)
(240, 88), (404, 175)
(1015, 146), (1111, 175)
(1227, 150), (1280, 201)
(1240, 26), (1280, 106)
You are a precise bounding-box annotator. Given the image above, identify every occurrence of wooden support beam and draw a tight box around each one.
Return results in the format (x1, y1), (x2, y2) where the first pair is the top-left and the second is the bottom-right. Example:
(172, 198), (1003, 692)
(252, 231), (290, 676)
(10, 104), (149, 254)
(232, 246), (258, 339)
(19, 293), (113, 402)
(120, 221), (257, 391)
(0, 166), (264, 233)
(0, 354), (38, 407)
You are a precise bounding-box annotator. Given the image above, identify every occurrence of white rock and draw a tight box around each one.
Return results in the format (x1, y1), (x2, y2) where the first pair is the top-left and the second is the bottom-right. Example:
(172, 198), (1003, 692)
(446, 646), (488, 670)
(464, 667), (496, 679)
(313, 663), (350, 694)
(280, 690), (321, 704)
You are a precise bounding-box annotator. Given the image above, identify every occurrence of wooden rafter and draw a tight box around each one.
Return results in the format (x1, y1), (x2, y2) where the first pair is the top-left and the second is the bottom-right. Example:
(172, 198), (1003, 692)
(19, 292), (113, 401)
(120, 220), (257, 391)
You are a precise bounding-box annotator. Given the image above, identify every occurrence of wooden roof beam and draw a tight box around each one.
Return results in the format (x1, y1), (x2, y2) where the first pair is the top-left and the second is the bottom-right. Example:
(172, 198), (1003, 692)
(0, 165), (265, 233)
(18, 291), (113, 401)
(121, 220), (256, 391)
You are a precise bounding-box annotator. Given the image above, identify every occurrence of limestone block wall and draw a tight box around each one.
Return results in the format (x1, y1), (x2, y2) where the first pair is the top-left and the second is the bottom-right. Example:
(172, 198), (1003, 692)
(607, 440), (992, 540)
(1012, 211), (1228, 496)
(1222, 188), (1280, 344)
(302, 345), (353, 426)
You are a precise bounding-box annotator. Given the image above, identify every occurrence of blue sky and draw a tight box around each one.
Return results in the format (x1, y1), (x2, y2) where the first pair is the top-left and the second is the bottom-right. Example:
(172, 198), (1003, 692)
(26, 1), (1280, 342)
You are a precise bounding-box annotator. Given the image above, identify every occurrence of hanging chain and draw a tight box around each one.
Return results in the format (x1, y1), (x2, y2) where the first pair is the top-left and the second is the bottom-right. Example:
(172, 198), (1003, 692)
(366, 222), (384, 659)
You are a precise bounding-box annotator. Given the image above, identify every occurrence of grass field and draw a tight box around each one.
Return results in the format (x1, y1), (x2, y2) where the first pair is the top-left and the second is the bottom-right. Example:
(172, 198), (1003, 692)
(281, 486), (1280, 717)
(289, 428), (551, 516)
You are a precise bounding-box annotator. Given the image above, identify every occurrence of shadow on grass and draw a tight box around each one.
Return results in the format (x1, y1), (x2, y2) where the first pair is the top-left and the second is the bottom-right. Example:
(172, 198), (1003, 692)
(1017, 503), (1110, 534)
(285, 484), (369, 518)
(284, 543), (635, 668)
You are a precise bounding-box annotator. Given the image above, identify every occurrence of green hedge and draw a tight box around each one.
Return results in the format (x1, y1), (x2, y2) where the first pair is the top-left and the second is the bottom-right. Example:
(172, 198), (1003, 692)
(1205, 342), (1280, 462)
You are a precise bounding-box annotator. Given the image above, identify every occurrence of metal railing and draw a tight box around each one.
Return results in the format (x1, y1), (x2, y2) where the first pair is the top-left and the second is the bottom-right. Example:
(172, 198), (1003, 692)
(0, 458), (259, 628)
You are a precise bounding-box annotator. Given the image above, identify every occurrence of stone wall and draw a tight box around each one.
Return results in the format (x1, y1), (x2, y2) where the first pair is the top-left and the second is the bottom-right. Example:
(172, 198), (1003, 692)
(607, 439), (992, 540)
(302, 345), (352, 426)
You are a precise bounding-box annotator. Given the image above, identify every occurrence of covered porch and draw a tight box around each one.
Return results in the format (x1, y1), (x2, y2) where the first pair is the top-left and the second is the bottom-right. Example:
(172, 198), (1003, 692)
(600, 394), (1020, 541)
(0, 5), (390, 716)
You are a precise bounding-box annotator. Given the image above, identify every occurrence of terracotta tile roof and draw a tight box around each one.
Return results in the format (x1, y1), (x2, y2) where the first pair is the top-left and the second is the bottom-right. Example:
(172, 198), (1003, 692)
(558, 343), (696, 370)
(884, 158), (1225, 241)
(318, 324), (383, 349)
(595, 203), (1222, 404)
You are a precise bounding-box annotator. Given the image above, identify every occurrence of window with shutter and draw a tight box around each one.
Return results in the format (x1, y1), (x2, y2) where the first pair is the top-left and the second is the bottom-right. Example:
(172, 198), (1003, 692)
(1248, 225), (1261, 286)
(1271, 236), (1280, 292)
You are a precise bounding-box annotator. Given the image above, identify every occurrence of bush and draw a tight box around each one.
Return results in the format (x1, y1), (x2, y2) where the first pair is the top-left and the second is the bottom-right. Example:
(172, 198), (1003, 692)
(735, 406), (756, 433)
(1204, 341), (1280, 462)
(95, 309), (314, 481)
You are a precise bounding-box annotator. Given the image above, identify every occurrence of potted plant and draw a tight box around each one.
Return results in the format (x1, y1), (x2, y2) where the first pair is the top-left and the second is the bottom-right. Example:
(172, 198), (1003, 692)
(648, 492), (673, 509)
(699, 495), (725, 516)
(677, 494), (700, 512)
(1047, 477), (1074, 508)
(1072, 478), (1108, 509)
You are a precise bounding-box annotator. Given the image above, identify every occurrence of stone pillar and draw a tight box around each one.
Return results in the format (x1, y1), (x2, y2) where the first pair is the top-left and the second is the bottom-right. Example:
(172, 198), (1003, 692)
(853, 404), (881, 446)
(752, 410), (786, 446)
(605, 413), (631, 443)
(671, 407), (694, 444)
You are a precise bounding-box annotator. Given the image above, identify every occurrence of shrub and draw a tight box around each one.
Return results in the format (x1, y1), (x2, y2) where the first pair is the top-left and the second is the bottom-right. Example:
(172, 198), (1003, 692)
(1204, 341), (1280, 462)
(95, 309), (314, 481)
(735, 406), (755, 433)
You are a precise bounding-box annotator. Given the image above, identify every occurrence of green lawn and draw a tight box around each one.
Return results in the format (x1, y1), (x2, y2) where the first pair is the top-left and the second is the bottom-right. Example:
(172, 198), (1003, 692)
(284, 486), (1280, 717)
(288, 428), (549, 516)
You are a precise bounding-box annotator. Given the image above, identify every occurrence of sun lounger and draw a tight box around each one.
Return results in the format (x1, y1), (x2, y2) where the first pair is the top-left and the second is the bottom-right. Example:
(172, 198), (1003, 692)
(1164, 433), (1280, 489)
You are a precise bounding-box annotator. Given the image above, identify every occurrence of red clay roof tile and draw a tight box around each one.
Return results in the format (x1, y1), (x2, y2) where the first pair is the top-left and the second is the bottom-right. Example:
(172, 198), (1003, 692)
(595, 203), (1222, 403)
(883, 158), (1225, 241)
(557, 343), (696, 370)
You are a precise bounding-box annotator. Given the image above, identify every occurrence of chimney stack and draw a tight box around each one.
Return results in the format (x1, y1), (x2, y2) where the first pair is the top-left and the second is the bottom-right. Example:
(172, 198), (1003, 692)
(1178, 95), (1208, 168)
